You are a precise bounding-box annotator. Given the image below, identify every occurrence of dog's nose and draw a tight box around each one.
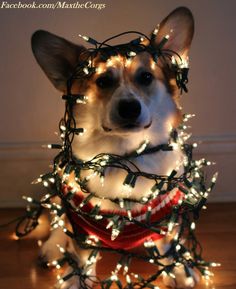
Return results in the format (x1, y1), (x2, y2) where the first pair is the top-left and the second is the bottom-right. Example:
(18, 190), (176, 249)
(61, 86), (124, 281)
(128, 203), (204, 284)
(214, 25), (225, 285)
(118, 99), (141, 120)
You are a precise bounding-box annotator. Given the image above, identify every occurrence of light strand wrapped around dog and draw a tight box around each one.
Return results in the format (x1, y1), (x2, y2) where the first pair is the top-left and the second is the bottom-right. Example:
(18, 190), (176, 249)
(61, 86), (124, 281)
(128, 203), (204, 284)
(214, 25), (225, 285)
(17, 8), (220, 289)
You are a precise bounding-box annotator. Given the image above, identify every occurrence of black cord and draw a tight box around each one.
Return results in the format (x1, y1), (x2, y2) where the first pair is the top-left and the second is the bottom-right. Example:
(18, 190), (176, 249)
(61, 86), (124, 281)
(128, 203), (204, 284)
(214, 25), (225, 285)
(12, 30), (216, 289)
(15, 206), (43, 238)
(0, 216), (23, 229)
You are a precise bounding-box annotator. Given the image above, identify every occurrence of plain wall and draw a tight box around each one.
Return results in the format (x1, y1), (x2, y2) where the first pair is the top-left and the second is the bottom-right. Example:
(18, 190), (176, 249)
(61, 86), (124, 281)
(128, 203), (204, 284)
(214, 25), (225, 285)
(0, 0), (235, 206)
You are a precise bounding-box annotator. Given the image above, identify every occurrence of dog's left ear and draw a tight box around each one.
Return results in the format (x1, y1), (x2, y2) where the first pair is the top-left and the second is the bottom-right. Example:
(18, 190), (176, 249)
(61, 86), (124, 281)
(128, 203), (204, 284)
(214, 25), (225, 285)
(154, 7), (194, 57)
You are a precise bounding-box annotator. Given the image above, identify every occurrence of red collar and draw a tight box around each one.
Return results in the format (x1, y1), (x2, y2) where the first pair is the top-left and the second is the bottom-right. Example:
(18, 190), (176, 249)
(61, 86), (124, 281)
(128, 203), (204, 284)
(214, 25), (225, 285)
(63, 185), (183, 250)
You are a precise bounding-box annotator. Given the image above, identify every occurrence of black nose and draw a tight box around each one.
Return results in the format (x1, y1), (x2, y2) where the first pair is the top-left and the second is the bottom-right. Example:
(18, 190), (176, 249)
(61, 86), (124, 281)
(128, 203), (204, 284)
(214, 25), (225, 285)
(118, 99), (141, 120)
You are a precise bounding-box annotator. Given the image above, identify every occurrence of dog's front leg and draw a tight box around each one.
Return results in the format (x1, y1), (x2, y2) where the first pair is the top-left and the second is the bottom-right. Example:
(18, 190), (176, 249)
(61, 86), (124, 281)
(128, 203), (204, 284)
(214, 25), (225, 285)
(39, 197), (69, 265)
(57, 239), (97, 289)
(39, 226), (68, 265)
(155, 228), (199, 289)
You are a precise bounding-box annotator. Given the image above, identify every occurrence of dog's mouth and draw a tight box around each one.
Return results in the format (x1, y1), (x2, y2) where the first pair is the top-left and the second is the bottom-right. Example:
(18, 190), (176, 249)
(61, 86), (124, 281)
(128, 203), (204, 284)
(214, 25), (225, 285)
(102, 120), (152, 133)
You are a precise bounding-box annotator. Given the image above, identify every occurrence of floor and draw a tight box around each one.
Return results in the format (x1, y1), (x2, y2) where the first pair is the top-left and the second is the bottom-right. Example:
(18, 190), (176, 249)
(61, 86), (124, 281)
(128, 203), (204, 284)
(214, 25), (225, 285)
(0, 204), (235, 289)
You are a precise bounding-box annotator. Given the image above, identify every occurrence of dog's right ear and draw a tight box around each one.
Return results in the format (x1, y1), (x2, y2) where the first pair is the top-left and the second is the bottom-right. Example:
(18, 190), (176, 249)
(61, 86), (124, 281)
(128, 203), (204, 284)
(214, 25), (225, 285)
(31, 30), (86, 92)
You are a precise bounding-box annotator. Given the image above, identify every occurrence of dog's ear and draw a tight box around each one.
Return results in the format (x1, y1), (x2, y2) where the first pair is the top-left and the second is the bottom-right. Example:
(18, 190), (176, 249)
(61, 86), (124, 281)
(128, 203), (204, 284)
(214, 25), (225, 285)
(155, 7), (194, 57)
(31, 30), (86, 92)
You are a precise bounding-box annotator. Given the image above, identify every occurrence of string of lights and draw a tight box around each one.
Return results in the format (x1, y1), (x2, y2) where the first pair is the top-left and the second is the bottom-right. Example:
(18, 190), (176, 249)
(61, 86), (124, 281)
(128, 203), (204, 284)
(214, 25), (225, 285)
(15, 29), (220, 288)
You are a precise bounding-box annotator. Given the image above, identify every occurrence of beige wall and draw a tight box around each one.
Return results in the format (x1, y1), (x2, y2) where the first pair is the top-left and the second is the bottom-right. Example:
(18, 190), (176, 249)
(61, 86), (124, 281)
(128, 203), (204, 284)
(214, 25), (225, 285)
(0, 0), (235, 206)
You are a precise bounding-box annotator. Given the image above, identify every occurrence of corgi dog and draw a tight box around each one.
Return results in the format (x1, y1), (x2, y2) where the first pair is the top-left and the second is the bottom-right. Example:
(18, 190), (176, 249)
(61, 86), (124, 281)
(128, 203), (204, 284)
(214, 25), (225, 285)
(32, 6), (198, 289)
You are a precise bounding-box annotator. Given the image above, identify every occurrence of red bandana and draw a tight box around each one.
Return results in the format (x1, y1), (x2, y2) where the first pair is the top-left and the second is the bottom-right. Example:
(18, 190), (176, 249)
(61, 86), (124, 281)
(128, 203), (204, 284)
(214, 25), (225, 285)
(63, 186), (183, 250)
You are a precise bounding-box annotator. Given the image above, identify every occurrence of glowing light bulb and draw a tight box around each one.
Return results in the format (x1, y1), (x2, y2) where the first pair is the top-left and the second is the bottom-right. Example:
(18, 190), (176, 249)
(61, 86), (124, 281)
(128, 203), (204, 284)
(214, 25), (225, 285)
(83, 67), (89, 75)
(153, 25), (159, 35)
(86, 268), (93, 276)
(124, 265), (129, 273)
(127, 210), (132, 221)
(106, 58), (114, 67)
(100, 175), (105, 186)
(126, 274), (131, 284)
(212, 172), (218, 183)
(60, 124), (66, 131)
(180, 57), (189, 68)
(23, 196), (33, 203)
(57, 244), (65, 253)
(162, 271), (167, 277)
(144, 239), (155, 248)
(171, 56), (176, 64)
(211, 262), (221, 267)
(106, 220), (114, 229)
(43, 181), (49, 187)
(168, 221), (174, 232)
(119, 199), (124, 209)
(58, 279), (64, 285)
(96, 66), (104, 74)
(191, 222), (196, 230)
(136, 139), (149, 154)
(51, 260), (58, 266)
(142, 196), (149, 203)
(184, 252), (191, 260)
(110, 274), (118, 281)
(111, 228), (120, 240)
(176, 244), (181, 251)
(77, 95), (88, 104)
(37, 240), (43, 247)
(128, 51), (136, 57)
(58, 219), (65, 227)
(78, 34), (89, 41)
(116, 263), (122, 271)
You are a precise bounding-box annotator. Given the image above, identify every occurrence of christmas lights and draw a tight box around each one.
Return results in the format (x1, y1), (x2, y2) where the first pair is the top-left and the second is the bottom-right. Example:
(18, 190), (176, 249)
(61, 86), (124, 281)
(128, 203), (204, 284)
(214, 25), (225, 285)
(15, 30), (220, 289)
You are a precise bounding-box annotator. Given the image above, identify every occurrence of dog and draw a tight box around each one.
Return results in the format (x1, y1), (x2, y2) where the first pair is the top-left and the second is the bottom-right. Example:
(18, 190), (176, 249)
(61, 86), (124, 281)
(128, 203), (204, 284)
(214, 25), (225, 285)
(31, 6), (198, 289)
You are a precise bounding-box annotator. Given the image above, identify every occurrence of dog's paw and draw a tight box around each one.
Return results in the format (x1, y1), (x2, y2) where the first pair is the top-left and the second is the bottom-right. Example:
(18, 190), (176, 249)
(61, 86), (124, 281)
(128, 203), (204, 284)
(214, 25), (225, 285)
(55, 267), (94, 289)
(162, 265), (199, 289)
(38, 239), (63, 266)
(56, 275), (80, 289)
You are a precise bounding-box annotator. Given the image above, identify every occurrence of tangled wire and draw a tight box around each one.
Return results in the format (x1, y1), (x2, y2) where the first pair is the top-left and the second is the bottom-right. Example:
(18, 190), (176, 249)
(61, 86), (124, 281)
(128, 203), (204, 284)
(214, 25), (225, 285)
(15, 30), (219, 289)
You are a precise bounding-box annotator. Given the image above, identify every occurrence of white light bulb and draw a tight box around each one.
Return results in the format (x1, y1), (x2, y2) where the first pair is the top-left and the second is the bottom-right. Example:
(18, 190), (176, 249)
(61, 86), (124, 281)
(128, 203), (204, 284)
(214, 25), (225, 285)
(83, 67), (89, 75)
(153, 25), (159, 35)
(126, 274), (131, 284)
(110, 274), (118, 281)
(136, 139), (149, 154)
(58, 219), (65, 227)
(78, 34), (89, 41)
(176, 244), (181, 251)
(57, 244), (65, 253)
(106, 220), (114, 229)
(111, 228), (120, 240)
(43, 181), (49, 187)
(128, 51), (136, 57)
(127, 210), (132, 220)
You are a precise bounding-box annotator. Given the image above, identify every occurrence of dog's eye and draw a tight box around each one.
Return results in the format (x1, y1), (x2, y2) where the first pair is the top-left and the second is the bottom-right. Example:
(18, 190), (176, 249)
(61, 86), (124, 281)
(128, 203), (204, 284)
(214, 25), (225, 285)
(136, 71), (154, 86)
(96, 75), (114, 89)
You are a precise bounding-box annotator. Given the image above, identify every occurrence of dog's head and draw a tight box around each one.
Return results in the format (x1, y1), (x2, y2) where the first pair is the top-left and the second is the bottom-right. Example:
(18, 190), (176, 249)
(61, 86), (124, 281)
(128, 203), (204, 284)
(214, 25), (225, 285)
(32, 7), (194, 161)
